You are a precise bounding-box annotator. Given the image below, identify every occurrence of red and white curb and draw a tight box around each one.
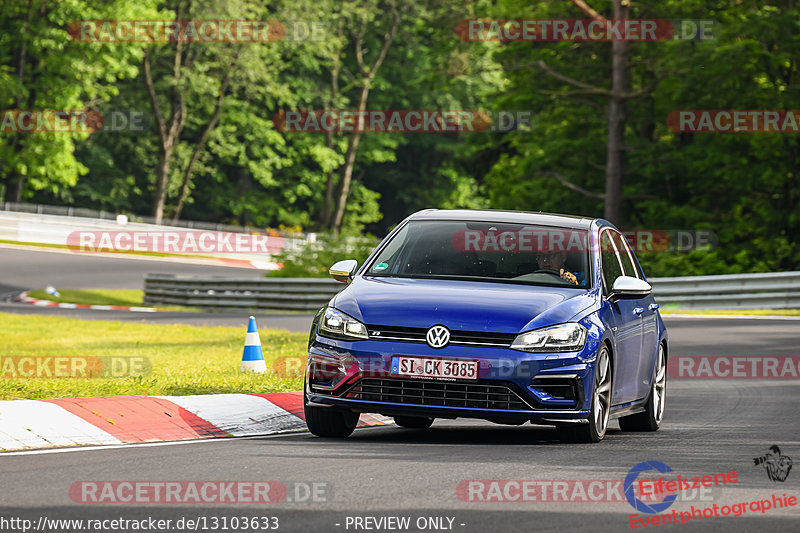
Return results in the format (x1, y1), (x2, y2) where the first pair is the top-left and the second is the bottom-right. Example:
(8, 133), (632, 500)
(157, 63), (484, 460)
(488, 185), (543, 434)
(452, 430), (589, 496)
(221, 259), (283, 270)
(0, 392), (391, 452)
(12, 291), (161, 312)
(0, 242), (281, 271)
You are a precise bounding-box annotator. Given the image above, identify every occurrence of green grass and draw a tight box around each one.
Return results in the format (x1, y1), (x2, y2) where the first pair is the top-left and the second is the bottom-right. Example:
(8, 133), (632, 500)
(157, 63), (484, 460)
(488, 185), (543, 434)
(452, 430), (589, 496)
(0, 313), (306, 400)
(26, 288), (198, 313)
(661, 308), (800, 316)
(0, 239), (74, 251)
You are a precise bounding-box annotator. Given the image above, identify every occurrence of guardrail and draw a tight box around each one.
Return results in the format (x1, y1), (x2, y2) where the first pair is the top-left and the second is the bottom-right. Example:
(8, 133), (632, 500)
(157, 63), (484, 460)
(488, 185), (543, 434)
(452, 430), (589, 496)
(144, 271), (800, 312)
(144, 274), (342, 311)
(648, 271), (800, 310)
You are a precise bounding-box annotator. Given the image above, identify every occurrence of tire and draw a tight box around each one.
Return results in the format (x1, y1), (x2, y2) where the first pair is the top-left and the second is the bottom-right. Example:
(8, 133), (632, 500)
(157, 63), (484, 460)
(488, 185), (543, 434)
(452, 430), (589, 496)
(560, 345), (612, 443)
(619, 343), (666, 432)
(304, 395), (359, 438)
(393, 416), (434, 429)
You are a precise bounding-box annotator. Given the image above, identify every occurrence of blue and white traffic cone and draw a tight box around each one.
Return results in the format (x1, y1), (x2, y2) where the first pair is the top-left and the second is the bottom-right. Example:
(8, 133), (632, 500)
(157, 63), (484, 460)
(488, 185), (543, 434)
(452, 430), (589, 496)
(240, 316), (267, 373)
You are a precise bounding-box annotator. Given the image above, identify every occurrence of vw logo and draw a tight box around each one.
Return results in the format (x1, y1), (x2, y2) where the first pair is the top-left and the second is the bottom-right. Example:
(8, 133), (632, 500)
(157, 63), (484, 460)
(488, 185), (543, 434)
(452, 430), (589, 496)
(426, 325), (450, 348)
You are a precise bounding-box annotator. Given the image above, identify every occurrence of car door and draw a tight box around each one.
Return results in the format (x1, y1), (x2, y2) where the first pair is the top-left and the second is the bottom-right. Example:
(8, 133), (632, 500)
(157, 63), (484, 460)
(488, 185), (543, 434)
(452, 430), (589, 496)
(617, 234), (659, 400)
(599, 229), (644, 406)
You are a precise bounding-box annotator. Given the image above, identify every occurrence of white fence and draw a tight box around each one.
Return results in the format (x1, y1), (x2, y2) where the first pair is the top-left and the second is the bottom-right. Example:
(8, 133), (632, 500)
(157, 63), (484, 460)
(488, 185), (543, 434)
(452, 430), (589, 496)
(0, 209), (304, 262)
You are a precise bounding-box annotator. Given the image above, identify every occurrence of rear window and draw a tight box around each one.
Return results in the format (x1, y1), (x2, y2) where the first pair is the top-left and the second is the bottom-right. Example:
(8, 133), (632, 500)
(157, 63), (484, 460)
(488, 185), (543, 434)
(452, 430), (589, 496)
(366, 220), (591, 288)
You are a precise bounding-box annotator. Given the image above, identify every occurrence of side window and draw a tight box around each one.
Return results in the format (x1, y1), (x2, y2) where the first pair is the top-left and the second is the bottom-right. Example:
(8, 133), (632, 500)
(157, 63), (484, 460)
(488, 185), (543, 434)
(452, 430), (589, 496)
(612, 232), (640, 279)
(600, 231), (623, 295)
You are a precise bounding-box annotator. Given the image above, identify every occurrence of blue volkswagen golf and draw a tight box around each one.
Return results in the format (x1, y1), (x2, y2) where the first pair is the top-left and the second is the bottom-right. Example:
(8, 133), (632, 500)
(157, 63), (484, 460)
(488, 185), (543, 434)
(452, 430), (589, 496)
(304, 209), (667, 443)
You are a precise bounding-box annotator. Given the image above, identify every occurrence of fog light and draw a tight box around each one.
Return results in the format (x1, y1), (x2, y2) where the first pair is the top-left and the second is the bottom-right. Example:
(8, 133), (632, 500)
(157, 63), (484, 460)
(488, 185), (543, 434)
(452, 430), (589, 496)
(308, 353), (360, 392)
(529, 374), (581, 403)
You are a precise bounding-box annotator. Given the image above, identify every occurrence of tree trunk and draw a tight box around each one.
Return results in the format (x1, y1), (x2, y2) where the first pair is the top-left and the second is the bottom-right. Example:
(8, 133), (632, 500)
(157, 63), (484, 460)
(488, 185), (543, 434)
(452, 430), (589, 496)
(169, 94), (222, 222)
(3, 172), (24, 202)
(144, 42), (188, 225)
(171, 48), (240, 223)
(330, 84), (369, 234)
(604, 0), (629, 225)
(152, 143), (174, 223)
(327, 7), (399, 234)
(320, 166), (337, 230)
(235, 165), (252, 226)
(143, 2), (190, 225)
(2, 0), (33, 203)
(318, 19), (344, 230)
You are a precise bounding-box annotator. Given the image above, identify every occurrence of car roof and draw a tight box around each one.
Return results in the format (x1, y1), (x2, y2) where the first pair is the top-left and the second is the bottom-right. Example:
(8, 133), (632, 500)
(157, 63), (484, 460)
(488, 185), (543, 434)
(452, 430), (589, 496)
(407, 209), (597, 230)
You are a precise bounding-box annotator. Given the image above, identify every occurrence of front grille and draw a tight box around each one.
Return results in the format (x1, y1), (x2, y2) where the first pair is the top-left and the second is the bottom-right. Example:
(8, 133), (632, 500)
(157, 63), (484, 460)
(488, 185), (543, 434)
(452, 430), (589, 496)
(345, 378), (533, 411)
(367, 325), (516, 348)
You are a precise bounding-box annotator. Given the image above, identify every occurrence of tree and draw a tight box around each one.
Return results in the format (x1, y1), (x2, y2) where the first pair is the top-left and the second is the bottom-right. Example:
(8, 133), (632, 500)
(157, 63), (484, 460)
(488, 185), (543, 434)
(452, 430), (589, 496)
(0, 0), (158, 202)
(531, 0), (634, 225)
(317, 0), (401, 234)
(142, 0), (249, 224)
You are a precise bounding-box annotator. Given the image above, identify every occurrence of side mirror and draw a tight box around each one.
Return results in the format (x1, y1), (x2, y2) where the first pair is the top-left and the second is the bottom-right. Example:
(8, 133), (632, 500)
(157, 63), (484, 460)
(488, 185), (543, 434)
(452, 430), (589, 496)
(609, 275), (651, 301)
(329, 259), (358, 283)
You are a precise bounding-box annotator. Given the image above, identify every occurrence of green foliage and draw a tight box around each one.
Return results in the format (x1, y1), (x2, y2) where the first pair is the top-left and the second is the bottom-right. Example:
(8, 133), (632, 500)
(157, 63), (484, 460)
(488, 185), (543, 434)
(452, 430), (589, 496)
(0, 0), (160, 200)
(268, 234), (379, 277)
(472, 0), (800, 276)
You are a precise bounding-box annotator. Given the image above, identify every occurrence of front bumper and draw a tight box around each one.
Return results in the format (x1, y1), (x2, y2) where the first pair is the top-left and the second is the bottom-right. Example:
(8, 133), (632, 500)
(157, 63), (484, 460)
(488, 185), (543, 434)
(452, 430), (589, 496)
(305, 336), (601, 425)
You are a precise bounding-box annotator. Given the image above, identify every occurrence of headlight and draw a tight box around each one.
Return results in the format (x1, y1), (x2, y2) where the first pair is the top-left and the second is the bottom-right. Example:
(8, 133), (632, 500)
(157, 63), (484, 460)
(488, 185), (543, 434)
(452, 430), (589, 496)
(319, 307), (369, 340)
(510, 323), (587, 352)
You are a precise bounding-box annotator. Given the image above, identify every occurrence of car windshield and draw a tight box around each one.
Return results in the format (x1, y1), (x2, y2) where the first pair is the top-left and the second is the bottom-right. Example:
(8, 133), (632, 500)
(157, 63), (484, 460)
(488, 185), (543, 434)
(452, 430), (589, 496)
(366, 220), (591, 288)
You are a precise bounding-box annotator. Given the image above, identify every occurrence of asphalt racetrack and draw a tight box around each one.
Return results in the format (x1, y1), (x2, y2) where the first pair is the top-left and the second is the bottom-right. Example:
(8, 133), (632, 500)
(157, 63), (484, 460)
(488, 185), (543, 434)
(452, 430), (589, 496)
(1, 246), (799, 532)
(0, 246), (312, 332)
(0, 246), (262, 291)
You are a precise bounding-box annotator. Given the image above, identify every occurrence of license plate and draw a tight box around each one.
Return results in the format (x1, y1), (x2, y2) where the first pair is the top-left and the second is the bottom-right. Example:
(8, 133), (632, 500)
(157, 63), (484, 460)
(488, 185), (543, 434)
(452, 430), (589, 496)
(390, 356), (478, 380)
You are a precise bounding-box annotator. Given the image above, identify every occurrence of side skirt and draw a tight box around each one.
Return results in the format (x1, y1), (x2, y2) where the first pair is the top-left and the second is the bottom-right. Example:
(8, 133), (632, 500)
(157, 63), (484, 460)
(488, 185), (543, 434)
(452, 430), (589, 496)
(609, 398), (647, 419)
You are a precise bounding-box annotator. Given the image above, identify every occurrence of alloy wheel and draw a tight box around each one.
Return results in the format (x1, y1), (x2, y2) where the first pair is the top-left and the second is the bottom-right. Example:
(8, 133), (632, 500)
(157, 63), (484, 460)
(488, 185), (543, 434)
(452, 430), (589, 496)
(593, 349), (611, 437)
(653, 344), (666, 424)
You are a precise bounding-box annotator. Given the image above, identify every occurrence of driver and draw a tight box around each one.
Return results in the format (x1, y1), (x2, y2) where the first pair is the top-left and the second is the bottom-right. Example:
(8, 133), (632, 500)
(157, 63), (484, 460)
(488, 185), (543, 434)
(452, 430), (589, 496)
(537, 251), (579, 285)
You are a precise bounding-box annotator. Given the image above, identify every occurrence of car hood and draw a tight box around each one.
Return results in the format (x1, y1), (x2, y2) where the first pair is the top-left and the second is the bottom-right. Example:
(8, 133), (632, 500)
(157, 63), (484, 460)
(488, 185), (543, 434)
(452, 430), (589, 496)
(332, 276), (596, 333)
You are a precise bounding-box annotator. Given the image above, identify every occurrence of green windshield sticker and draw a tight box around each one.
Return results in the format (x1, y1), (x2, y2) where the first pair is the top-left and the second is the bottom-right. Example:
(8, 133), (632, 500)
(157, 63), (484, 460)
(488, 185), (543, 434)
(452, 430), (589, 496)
(373, 263), (389, 271)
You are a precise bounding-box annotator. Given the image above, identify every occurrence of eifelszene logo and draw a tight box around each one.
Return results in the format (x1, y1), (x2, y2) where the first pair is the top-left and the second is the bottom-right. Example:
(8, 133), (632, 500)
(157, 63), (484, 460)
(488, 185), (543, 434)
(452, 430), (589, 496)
(753, 445), (792, 482)
(625, 461), (677, 514)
